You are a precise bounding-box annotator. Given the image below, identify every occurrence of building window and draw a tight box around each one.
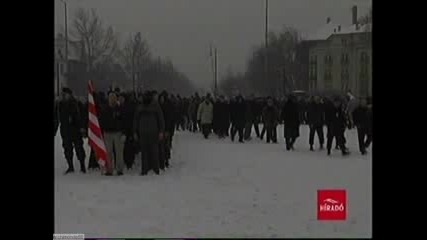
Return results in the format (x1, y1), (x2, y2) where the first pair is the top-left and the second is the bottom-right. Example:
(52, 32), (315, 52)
(324, 55), (333, 65)
(359, 52), (369, 96)
(341, 39), (348, 46)
(309, 55), (317, 81)
(341, 53), (349, 65)
(324, 70), (333, 89)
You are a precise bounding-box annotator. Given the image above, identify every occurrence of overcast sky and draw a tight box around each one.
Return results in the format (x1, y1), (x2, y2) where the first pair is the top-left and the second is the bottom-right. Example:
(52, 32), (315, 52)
(55, 0), (371, 90)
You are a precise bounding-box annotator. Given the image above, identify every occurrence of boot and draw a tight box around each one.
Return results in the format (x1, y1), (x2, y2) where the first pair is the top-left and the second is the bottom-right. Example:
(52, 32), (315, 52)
(310, 145), (314, 151)
(342, 148), (350, 156)
(320, 144), (324, 150)
(80, 161), (86, 173)
(327, 149), (331, 155)
(117, 171), (124, 176)
(64, 167), (74, 174)
(65, 158), (74, 174)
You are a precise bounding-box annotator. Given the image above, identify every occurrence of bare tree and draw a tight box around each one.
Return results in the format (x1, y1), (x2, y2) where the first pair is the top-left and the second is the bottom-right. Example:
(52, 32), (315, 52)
(71, 8), (118, 74)
(118, 32), (151, 92)
(245, 26), (303, 96)
(358, 7), (372, 25)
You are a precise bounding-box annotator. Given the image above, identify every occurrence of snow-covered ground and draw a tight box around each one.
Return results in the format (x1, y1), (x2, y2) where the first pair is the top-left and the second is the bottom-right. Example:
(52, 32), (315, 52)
(55, 125), (372, 238)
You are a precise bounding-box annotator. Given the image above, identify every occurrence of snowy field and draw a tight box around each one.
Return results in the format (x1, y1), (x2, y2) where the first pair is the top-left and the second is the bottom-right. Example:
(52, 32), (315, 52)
(54, 125), (372, 238)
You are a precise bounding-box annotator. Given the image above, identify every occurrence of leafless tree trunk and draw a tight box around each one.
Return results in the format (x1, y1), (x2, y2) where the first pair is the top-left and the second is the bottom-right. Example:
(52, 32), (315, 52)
(118, 32), (150, 92)
(71, 8), (118, 74)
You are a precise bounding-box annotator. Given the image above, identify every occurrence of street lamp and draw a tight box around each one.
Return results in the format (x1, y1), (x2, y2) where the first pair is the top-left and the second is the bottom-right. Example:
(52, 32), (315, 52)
(60, 0), (68, 88)
(264, 0), (269, 92)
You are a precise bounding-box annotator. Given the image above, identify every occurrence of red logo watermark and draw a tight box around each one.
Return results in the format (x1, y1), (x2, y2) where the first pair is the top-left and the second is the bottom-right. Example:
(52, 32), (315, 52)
(317, 189), (346, 220)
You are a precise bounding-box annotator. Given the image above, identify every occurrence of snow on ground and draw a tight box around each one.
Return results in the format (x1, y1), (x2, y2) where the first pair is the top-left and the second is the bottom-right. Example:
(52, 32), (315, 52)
(55, 125), (372, 238)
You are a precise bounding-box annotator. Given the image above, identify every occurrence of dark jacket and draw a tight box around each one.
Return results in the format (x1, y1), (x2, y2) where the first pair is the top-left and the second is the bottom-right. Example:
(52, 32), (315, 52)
(282, 99), (300, 127)
(307, 102), (325, 126)
(134, 100), (165, 141)
(262, 105), (279, 127)
(325, 103), (347, 130)
(100, 104), (126, 134)
(159, 98), (175, 133)
(353, 106), (369, 128)
(231, 97), (246, 128)
(213, 100), (221, 129)
(367, 106), (372, 134)
(121, 101), (136, 136)
(55, 98), (84, 136)
(245, 100), (255, 122)
(253, 99), (263, 121)
(188, 101), (197, 120)
(219, 101), (230, 127)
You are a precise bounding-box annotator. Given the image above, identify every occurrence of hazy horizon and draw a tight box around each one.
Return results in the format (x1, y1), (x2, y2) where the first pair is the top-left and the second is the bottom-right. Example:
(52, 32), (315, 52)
(55, 0), (371, 90)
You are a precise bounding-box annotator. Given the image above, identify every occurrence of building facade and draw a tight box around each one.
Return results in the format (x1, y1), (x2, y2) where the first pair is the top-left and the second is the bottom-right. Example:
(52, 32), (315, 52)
(54, 33), (86, 96)
(305, 6), (372, 97)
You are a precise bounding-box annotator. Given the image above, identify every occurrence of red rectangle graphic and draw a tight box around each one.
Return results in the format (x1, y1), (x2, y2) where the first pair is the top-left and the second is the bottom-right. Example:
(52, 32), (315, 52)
(317, 189), (346, 220)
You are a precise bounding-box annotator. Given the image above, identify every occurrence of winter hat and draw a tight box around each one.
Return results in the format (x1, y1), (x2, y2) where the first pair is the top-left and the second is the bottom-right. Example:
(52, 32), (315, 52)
(62, 87), (72, 95)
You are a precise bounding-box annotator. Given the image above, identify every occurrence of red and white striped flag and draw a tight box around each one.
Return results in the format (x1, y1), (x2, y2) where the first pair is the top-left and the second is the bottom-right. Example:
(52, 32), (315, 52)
(88, 80), (112, 172)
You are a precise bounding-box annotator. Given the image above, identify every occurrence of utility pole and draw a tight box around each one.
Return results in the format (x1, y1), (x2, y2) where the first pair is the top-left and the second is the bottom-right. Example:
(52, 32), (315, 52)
(264, 0), (269, 94)
(62, 0), (68, 88)
(214, 47), (218, 95)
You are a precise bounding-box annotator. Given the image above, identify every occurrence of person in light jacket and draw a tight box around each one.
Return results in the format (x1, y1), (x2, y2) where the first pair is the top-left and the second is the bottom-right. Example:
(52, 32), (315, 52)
(197, 94), (214, 139)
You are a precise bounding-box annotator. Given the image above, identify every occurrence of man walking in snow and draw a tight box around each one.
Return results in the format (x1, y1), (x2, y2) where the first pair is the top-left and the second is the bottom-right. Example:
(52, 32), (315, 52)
(262, 97), (279, 143)
(307, 95), (325, 151)
(54, 88), (87, 174)
(325, 97), (350, 156)
(159, 91), (175, 169)
(281, 95), (300, 150)
(134, 91), (165, 175)
(230, 95), (246, 143)
(352, 97), (371, 155)
(99, 91), (127, 176)
(197, 94), (214, 139)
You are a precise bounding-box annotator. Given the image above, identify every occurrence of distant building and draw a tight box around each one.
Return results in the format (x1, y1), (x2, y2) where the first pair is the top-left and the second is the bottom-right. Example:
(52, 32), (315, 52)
(54, 33), (129, 96)
(304, 6), (372, 97)
(54, 33), (86, 96)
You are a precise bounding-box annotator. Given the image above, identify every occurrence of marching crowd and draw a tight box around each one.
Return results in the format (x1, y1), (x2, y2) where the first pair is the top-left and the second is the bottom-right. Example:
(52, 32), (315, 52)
(54, 87), (372, 176)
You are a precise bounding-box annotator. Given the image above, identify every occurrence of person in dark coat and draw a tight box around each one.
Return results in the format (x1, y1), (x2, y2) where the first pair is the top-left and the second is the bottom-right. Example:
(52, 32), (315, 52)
(159, 91), (175, 168)
(252, 97), (263, 138)
(54, 88), (87, 174)
(325, 97), (350, 156)
(212, 97), (221, 136)
(352, 97), (371, 155)
(134, 91), (165, 175)
(281, 95), (300, 150)
(188, 97), (198, 132)
(259, 97), (268, 140)
(244, 94), (260, 140)
(175, 95), (184, 131)
(217, 95), (230, 138)
(230, 95), (246, 143)
(307, 95), (325, 151)
(119, 93), (137, 169)
(262, 97), (279, 143)
(365, 97), (372, 149)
